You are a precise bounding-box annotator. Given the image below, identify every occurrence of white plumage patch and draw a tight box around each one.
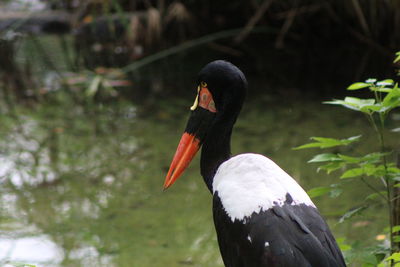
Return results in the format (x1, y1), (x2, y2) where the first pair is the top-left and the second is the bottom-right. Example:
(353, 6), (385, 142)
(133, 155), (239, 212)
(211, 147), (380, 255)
(212, 153), (315, 222)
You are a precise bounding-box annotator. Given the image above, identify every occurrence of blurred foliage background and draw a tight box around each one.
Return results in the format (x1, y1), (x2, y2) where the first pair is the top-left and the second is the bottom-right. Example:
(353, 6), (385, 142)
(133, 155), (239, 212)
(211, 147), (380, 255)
(1, 0), (399, 102)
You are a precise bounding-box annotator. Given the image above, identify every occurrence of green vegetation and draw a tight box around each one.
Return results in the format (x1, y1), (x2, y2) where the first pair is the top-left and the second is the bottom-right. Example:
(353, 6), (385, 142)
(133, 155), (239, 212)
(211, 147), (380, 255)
(296, 53), (400, 266)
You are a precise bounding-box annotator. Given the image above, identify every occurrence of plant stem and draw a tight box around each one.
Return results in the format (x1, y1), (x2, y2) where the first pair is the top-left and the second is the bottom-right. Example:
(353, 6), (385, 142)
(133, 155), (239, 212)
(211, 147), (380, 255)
(360, 177), (387, 201)
(377, 111), (394, 255)
(393, 153), (400, 252)
(367, 105), (394, 256)
(366, 113), (379, 135)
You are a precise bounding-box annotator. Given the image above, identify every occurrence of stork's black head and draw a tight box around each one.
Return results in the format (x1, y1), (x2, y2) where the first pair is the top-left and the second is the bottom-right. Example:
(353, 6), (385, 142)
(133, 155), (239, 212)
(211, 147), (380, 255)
(164, 60), (247, 189)
(197, 60), (247, 116)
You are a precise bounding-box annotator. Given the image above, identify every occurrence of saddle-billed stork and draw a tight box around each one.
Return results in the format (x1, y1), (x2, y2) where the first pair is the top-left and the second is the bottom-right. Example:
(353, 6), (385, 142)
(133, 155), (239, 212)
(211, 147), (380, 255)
(163, 60), (346, 267)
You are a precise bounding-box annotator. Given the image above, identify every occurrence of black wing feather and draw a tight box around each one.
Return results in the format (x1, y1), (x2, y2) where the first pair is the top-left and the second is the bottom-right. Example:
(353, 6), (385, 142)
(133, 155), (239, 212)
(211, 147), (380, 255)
(213, 192), (346, 267)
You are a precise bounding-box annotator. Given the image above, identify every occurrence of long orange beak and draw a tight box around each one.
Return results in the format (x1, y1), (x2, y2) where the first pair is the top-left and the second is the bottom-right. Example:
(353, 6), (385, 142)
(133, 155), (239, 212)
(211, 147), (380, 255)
(164, 85), (217, 190)
(163, 133), (201, 189)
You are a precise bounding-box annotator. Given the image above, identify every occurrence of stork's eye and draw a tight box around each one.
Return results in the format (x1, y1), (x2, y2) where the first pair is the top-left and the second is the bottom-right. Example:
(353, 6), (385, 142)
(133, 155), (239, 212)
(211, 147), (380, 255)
(190, 82), (217, 113)
(199, 86), (217, 113)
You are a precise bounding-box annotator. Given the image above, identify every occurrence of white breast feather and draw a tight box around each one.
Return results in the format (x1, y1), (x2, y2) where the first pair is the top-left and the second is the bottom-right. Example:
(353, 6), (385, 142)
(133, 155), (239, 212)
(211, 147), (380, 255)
(212, 153), (315, 222)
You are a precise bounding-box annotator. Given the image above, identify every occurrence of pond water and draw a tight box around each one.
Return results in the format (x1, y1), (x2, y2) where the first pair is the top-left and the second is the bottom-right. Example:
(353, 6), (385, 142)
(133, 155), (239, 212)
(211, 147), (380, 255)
(0, 90), (398, 267)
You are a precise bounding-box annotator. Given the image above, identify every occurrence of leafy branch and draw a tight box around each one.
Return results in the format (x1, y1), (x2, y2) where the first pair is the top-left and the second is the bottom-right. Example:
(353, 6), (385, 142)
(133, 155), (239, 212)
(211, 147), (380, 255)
(296, 53), (400, 265)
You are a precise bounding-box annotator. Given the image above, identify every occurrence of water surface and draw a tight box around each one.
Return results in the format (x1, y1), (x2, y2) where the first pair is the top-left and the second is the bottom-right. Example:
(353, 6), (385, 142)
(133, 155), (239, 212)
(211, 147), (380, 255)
(0, 94), (395, 266)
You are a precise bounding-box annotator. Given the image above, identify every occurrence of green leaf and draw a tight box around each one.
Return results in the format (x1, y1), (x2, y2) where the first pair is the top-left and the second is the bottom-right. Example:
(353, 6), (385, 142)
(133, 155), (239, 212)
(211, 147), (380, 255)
(388, 166), (400, 181)
(362, 152), (388, 164)
(371, 88), (392, 93)
(384, 252), (400, 262)
(347, 135), (362, 142)
(340, 163), (390, 179)
(345, 97), (375, 105)
(382, 84), (400, 109)
(335, 237), (352, 251)
(86, 75), (102, 97)
(394, 51), (400, 63)
(339, 206), (367, 223)
(294, 135), (361, 150)
(341, 167), (364, 179)
(325, 97), (376, 114)
(347, 82), (370, 90)
(376, 79), (394, 87)
(363, 164), (377, 176)
(360, 103), (390, 113)
(307, 186), (331, 198)
(338, 152), (385, 165)
(337, 154), (361, 163)
(365, 191), (386, 201)
(392, 225), (400, 233)
(388, 166), (400, 173)
(324, 99), (360, 111)
(318, 161), (345, 174)
(339, 244), (351, 251)
(365, 164), (386, 176)
(308, 153), (340, 163)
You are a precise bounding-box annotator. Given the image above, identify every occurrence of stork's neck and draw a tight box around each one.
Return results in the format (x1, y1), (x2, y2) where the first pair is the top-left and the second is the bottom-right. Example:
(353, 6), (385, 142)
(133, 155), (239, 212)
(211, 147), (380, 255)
(200, 116), (235, 193)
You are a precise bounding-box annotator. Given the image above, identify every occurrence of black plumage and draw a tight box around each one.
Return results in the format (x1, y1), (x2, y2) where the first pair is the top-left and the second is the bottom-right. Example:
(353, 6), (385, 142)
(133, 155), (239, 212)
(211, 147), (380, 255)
(213, 193), (346, 267)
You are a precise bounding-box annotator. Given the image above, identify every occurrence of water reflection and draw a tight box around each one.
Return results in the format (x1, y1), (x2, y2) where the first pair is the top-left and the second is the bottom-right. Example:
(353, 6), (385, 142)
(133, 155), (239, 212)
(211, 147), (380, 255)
(0, 97), (393, 266)
(0, 235), (63, 266)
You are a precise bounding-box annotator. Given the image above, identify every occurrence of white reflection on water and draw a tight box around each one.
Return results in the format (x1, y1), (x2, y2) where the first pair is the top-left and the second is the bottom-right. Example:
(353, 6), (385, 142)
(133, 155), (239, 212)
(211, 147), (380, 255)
(0, 235), (63, 267)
